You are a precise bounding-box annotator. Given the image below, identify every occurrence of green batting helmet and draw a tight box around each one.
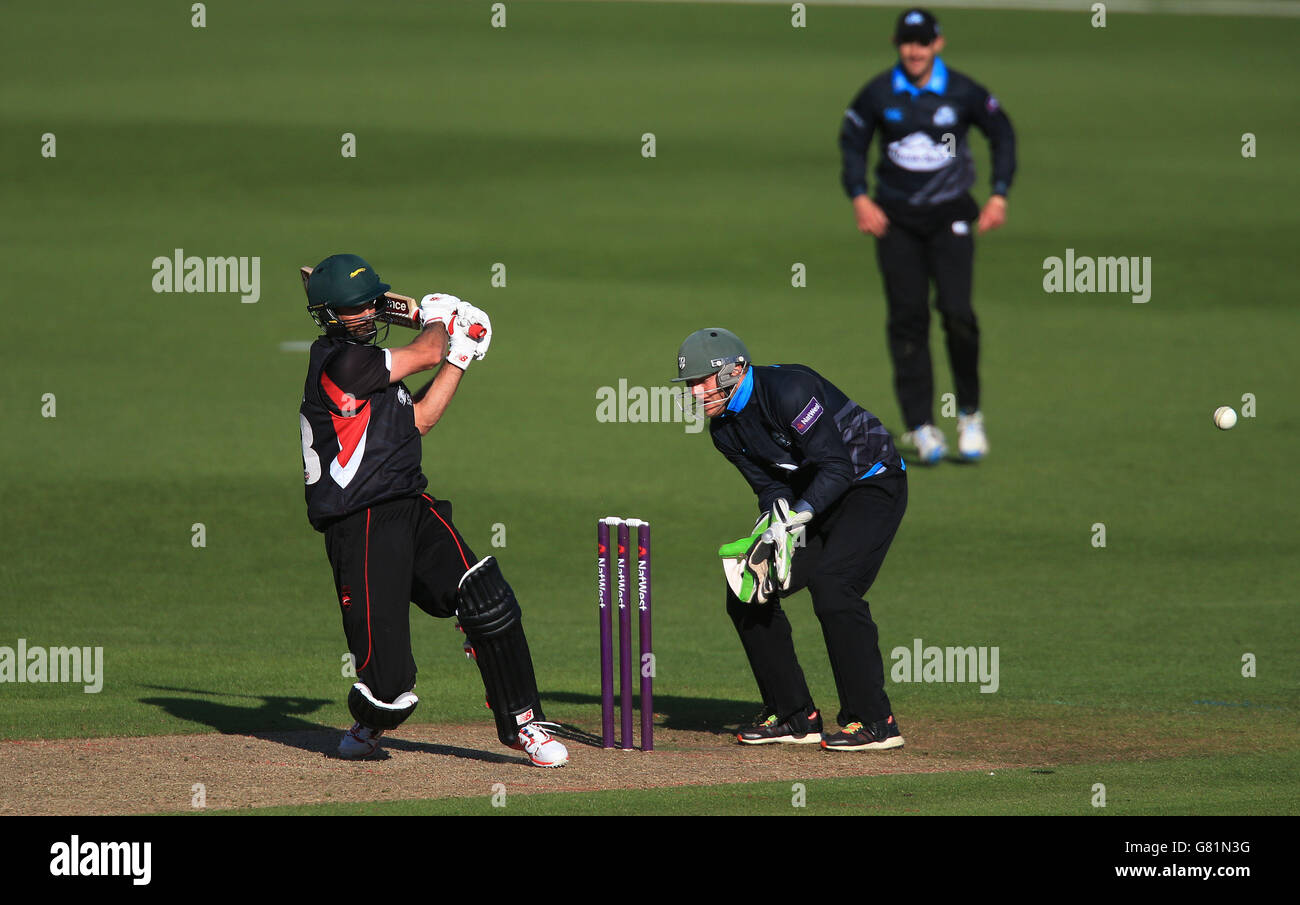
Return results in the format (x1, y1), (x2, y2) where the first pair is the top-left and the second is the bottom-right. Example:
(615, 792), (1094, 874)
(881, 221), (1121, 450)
(672, 327), (750, 388)
(306, 254), (392, 341)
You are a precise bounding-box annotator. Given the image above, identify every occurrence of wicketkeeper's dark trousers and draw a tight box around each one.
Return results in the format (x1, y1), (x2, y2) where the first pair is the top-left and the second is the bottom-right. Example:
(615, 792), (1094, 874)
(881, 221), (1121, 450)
(874, 193), (981, 430)
(726, 469), (907, 727)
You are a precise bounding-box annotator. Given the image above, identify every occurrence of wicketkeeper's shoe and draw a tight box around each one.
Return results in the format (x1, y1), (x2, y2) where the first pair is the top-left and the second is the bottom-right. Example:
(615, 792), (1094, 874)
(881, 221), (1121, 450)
(820, 715), (904, 751)
(911, 424), (947, 464)
(338, 722), (384, 759)
(737, 706), (824, 745)
(957, 410), (989, 460)
(513, 721), (569, 767)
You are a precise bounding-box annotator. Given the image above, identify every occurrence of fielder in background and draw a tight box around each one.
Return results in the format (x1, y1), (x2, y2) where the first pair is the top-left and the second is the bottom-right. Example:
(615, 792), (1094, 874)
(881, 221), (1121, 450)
(840, 7), (1017, 463)
(298, 253), (567, 767)
(675, 328), (907, 751)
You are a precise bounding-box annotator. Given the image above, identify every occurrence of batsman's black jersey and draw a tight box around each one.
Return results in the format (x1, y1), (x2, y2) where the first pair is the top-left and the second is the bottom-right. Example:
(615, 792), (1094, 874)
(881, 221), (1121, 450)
(710, 365), (903, 516)
(300, 338), (427, 531)
(839, 58), (1016, 207)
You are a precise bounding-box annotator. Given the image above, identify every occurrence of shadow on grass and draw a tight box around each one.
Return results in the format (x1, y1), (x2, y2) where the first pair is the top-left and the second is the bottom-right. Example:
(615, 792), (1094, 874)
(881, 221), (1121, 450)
(543, 691), (762, 745)
(138, 686), (541, 765)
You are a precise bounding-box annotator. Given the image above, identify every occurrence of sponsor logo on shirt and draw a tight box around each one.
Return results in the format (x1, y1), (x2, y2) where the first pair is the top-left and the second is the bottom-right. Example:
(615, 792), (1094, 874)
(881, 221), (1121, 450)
(884, 107), (903, 122)
(933, 105), (957, 127)
(986, 95), (1000, 113)
(886, 132), (953, 172)
(792, 397), (824, 434)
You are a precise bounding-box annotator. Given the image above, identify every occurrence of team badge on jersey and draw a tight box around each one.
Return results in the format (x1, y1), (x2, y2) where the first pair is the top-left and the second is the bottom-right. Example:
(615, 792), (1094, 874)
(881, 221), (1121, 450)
(933, 105), (957, 127)
(884, 107), (903, 122)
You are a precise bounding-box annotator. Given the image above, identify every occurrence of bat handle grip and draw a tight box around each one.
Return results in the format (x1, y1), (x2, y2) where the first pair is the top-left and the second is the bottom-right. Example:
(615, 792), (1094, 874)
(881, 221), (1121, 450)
(468, 324), (487, 340)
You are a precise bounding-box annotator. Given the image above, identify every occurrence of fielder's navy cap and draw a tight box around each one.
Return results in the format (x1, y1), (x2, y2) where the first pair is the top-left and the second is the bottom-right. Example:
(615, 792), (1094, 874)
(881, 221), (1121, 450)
(894, 8), (940, 44)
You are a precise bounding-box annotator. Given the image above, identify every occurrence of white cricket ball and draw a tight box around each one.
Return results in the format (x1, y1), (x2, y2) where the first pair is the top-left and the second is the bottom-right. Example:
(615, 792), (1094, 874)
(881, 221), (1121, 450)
(1214, 406), (1238, 430)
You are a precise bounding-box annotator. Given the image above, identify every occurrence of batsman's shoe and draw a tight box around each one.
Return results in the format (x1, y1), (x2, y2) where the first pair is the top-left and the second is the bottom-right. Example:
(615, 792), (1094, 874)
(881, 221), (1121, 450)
(737, 707), (824, 745)
(513, 721), (569, 768)
(957, 411), (989, 460)
(911, 424), (947, 464)
(820, 715), (904, 752)
(338, 723), (384, 759)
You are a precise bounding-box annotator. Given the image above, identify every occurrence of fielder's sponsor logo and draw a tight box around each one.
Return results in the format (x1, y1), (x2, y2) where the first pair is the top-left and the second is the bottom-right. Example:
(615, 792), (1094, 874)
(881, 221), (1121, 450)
(396, 385), (412, 406)
(150, 247), (261, 303)
(791, 397), (823, 435)
(0, 639), (103, 693)
(886, 132), (953, 172)
(884, 107), (903, 122)
(49, 836), (151, 885)
(933, 105), (957, 126)
(904, 11), (924, 25)
(986, 95), (1001, 113)
(1042, 248), (1152, 303)
(952, 220), (970, 235)
(515, 709), (535, 726)
(890, 638), (999, 693)
(845, 108), (866, 128)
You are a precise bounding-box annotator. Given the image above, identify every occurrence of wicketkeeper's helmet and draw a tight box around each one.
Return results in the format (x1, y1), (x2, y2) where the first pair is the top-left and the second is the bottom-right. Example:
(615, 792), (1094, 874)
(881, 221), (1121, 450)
(671, 327), (750, 390)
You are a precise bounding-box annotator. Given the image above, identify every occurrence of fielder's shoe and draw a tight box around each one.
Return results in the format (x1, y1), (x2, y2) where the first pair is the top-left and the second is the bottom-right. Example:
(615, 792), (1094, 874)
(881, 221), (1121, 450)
(338, 722), (384, 759)
(911, 424), (947, 464)
(957, 410), (989, 460)
(737, 706), (824, 745)
(513, 721), (569, 767)
(820, 715), (904, 751)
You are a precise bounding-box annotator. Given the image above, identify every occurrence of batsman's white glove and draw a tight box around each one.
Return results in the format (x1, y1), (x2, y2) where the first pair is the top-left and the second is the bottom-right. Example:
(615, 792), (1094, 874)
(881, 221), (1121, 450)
(454, 301), (492, 359)
(445, 315), (482, 371)
(418, 293), (461, 330)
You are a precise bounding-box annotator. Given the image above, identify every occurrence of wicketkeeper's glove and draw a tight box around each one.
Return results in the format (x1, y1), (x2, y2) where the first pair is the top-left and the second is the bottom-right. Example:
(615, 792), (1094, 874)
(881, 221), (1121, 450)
(718, 512), (776, 604)
(768, 499), (812, 591)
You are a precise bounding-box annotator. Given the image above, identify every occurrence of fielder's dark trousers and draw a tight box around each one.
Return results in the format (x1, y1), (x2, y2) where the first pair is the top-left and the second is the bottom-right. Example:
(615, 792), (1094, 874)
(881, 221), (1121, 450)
(323, 494), (483, 710)
(874, 194), (981, 430)
(726, 471), (907, 727)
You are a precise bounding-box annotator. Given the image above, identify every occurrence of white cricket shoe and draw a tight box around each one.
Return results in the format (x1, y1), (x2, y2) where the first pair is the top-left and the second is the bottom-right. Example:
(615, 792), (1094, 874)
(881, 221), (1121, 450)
(338, 723), (384, 759)
(957, 411), (989, 460)
(513, 722), (569, 768)
(912, 424), (948, 464)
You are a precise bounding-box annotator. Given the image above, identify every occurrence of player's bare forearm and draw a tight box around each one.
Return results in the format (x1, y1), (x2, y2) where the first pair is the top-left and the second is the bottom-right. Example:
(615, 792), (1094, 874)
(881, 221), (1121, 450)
(413, 361), (464, 435)
(388, 323), (449, 384)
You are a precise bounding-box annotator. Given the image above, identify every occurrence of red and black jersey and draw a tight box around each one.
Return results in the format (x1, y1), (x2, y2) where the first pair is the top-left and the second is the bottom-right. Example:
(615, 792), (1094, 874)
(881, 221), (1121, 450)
(299, 338), (427, 531)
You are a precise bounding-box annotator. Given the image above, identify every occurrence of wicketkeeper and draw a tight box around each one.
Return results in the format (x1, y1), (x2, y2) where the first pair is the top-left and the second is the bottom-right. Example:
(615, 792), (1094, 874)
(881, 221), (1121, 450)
(298, 253), (567, 767)
(675, 328), (907, 750)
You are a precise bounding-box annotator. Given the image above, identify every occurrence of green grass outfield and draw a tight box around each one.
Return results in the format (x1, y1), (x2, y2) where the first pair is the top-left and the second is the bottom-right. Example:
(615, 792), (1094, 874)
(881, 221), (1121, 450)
(192, 752), (1300, 816)
(1, 1), (1297, 814)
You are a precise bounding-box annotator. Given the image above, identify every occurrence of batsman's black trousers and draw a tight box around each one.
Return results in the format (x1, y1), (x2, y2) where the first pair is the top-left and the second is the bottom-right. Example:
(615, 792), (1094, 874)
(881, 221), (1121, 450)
(874, 193), (981, 430)
(726, 469), (907, 727)
(323, 493), (477, 707)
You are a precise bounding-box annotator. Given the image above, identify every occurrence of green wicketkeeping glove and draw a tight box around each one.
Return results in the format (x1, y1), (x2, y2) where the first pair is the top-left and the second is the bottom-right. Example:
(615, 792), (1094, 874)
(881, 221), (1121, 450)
(718, 513), (776, 604)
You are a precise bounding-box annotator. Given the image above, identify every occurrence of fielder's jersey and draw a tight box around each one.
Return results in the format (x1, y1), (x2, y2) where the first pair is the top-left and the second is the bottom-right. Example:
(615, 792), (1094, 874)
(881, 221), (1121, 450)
(710, 365), (903, 516)
(839, 57), (1016, 208)
(299, 338), (427, 531)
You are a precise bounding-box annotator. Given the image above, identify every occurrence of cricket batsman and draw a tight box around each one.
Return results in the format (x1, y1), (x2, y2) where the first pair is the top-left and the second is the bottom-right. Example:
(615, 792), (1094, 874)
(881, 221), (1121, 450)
(298, 253), (567, 766)
(675, 328), (907, 750)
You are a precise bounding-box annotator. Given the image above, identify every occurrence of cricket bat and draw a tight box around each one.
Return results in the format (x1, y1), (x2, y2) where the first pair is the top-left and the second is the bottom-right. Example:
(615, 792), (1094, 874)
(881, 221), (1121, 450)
(299, 266), (484, 337)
